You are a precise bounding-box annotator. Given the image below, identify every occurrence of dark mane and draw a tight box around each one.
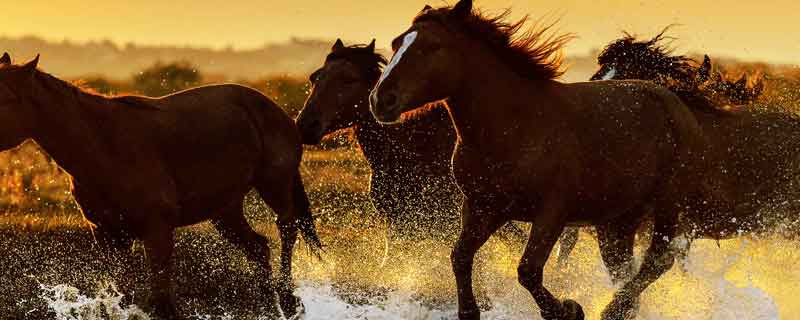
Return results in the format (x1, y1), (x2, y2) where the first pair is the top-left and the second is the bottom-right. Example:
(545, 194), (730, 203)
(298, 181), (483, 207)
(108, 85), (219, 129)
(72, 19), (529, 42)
(598, 26), (699, 90)
(323, 44), (388, 81)
(598, 27), (764, 110)
(415, 6), (573, 80)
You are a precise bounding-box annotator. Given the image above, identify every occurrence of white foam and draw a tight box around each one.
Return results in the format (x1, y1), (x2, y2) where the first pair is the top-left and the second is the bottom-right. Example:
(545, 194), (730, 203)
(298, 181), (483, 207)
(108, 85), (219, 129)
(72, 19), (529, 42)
(39, 283), (149, 320)
(296, 282), (515, 320)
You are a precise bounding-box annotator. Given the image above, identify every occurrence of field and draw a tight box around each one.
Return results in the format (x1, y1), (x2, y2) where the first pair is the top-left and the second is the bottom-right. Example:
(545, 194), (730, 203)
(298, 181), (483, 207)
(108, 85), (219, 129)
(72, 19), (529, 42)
(1, 62), (800, 319)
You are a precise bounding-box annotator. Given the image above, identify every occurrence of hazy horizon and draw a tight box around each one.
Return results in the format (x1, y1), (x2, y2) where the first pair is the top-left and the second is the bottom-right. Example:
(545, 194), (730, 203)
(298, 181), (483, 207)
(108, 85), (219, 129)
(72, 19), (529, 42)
(3, 1), (799, 65)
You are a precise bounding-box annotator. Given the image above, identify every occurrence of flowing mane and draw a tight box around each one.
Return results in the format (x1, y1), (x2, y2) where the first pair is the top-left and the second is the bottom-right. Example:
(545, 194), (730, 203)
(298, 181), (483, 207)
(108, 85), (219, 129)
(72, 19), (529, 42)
(597, 27), (764, 110)
(598, 27), (699, 88)
(414, 6), (573, 80)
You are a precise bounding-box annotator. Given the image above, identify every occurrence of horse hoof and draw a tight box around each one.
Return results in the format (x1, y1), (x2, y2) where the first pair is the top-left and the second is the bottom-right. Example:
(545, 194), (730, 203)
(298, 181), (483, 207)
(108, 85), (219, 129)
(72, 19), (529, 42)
(563, 299), (585, 320)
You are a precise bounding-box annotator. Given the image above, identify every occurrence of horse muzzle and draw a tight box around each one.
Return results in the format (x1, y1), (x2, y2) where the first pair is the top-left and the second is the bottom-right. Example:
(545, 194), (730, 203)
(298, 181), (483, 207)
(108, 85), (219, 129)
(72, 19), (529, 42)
(369, 89), (404, 124)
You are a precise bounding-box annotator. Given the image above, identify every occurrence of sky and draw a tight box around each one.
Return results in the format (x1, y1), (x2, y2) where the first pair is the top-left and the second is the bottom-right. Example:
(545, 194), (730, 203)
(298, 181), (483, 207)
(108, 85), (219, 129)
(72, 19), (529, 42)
(3, 0), (799, 64)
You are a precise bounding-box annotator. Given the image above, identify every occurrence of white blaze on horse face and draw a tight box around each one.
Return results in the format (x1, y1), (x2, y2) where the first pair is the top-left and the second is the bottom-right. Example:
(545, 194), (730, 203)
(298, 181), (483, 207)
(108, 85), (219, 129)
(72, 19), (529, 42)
(601, 67), (617, 80)
(370, 31), (418, 109)
(378, 31), (418, 86)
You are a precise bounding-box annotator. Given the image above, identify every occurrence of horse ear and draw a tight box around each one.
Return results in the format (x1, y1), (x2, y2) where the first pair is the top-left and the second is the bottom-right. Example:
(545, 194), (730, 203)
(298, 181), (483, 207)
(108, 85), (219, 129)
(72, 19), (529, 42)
(332, 39), (345, 51)
(367, 39), (376, 52)
(421, 4), (432, 12)
(23, 54), (39, 70)
(0, 53), (10, 65)
(450, 0), (472, 17)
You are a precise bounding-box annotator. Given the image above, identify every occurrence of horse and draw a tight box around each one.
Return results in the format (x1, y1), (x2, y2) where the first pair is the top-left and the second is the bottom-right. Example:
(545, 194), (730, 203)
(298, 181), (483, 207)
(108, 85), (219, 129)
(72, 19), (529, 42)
(296, 38), (551, 310)
(295, 39), (462, 238)
(591, 28), (765, 108)
(369, 1), (716, 319)
(0, 53), (322, 319)
(557, 29), (770, 273)
(584, 30), (800, 293)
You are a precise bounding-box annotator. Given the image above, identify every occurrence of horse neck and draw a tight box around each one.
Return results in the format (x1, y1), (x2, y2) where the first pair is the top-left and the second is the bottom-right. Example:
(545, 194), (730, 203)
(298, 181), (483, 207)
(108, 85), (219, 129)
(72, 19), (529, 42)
(447, 54), (559, 147)
(353, 114), (400, 172)
(354, 104), (453, 174)
(28, 74), (116, 182)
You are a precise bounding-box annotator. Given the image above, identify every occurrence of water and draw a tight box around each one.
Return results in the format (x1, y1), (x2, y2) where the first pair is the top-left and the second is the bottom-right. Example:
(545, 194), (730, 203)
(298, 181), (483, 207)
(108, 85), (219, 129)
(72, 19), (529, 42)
(39, 283), (148, 320)
(33, 230), (795, 320)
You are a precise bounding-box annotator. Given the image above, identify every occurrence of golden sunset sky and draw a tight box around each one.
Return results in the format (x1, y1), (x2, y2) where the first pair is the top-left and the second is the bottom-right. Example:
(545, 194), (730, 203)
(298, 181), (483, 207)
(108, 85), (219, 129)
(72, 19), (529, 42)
(4, 0), (799, 63)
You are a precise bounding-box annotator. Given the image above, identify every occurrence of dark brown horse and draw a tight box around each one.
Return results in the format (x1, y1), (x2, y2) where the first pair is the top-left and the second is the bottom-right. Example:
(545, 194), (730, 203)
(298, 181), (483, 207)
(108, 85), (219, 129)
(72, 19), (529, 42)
(591, 28), (765, 107)
(296, 39), (540, 310)
(370, 1), (714, 319)
(557, 30), (770, 273)
(295, 39), (462, 238)
(0, 53), (322, 319)
(586, 31), (800, 294)
(296, 39), (541, 241)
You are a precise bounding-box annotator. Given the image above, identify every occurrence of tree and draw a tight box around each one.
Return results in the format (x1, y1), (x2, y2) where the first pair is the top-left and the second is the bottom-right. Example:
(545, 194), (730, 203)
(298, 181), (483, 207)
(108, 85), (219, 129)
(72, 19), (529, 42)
(133, 61), (201, 96)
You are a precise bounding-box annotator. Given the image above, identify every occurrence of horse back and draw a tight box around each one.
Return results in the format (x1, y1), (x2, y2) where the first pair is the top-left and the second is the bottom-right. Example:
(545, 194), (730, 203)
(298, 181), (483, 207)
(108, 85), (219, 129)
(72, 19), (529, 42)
(453, 80), (706, 222)
(105, 84), (301, 223)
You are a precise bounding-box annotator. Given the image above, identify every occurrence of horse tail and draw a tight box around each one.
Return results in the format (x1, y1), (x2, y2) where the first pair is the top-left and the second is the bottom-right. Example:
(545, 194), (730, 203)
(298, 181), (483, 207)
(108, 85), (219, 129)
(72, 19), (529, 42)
(293, 170), (324, 257)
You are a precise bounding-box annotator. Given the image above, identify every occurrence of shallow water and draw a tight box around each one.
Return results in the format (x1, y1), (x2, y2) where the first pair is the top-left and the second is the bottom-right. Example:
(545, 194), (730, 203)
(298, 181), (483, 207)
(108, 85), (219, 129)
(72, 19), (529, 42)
(26, 227), (798, 320)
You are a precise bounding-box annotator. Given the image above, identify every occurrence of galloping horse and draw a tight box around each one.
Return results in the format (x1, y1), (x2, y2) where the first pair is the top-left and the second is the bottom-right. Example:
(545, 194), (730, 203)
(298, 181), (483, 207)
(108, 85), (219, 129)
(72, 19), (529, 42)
(0, 53), (321, 319)
(586, 31), (800, 292)
(558, 30), (770, 275)
(370, 1), (714, 319)
(296, 39), (540, 309)
(296, 39), (543, 240)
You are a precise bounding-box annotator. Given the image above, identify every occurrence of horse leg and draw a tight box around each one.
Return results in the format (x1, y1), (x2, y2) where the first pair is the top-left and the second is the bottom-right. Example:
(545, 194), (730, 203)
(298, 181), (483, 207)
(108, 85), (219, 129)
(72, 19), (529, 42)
(601, 213), (678, 320)
(452, 198), (506, 319)
(93, 226), (137, 304)
(556, 227), (580, 266)
(211, 202), (282, 318)
(596, 220), (638, 284)
(517, 207), (583, 320)
(256, 181), (304, 317)
(141, 225), (180, 320)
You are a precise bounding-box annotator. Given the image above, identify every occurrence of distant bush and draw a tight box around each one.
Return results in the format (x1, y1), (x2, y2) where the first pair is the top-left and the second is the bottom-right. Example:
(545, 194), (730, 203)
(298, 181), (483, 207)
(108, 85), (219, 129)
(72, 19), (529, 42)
(250, 76), (310, 118)
(133, 61), (201, 96)
(78, 77), (129, 95)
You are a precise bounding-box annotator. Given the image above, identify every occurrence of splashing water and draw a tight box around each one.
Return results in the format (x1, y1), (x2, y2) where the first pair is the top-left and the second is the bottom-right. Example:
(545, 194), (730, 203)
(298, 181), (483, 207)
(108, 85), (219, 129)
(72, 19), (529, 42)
(39, 283), (149, 320)
(35, 232), (791, 320)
